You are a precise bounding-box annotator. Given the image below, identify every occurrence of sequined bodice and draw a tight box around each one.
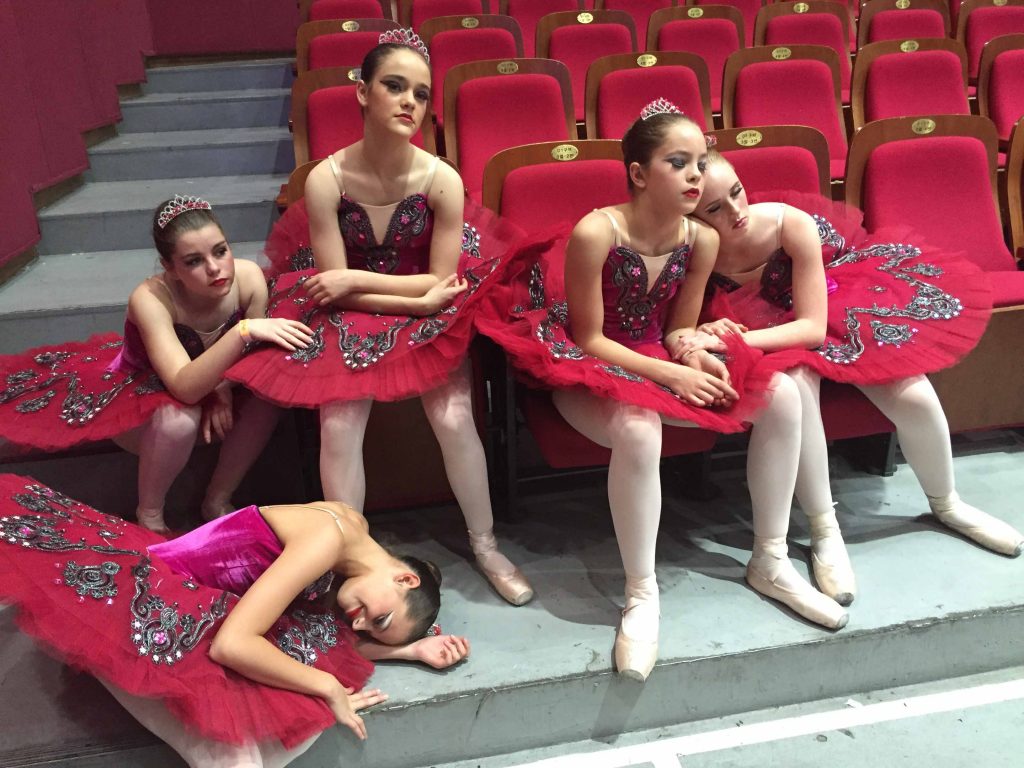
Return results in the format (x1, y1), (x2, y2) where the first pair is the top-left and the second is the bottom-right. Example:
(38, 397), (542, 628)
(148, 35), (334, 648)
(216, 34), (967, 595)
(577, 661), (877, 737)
(709, 214), (845, 310)
(602, 244), (691, 346)
(338, 193), (433, 275)
(116, 309), (244, 372)
(710, 247), (794, 309)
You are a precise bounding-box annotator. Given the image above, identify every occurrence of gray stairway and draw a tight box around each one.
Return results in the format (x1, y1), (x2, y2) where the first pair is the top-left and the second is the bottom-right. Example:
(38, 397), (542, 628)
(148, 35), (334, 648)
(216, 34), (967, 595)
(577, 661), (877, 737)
(0, 58), (294, 354)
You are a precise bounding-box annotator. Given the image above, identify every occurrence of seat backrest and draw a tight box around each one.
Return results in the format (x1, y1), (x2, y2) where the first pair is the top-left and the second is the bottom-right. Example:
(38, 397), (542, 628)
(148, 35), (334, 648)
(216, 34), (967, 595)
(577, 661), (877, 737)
(708, 125), (831, 196)
(482, 140), (627, 227)
(596, 0), (674, 48)
(692, 0), (765, 47)
(956, 0), (1024, 80)
(421, 16), (524, 129)
(1007, 117), (1024, 257)
(399, 0), (489, 30)
(444, 58), (577, 200)
(500, 0), (583, 56)
(308, 0), (389, 21)
(857, 0), (949, 49)
(756, 1), (852, 91)
(846, 114), (1012, 271)
(537, 10), (638, 122)
(301, 19), (402, 73)
(293, 67), (435, 165)
(723, 45), (847, 173)
(649, 6), (745, 112)
(977, 32), (1024, 142)
(586, 50), (713, 138)
(852, 39), (969, 131)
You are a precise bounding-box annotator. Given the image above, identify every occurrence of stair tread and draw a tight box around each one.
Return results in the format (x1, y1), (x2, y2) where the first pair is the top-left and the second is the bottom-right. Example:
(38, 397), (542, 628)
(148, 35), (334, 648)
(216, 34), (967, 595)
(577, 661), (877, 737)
(122, 87), (290, 106)
(146, 57), (293, 75)
(37, 175), (287, 218)
(90, 127), (290, 153)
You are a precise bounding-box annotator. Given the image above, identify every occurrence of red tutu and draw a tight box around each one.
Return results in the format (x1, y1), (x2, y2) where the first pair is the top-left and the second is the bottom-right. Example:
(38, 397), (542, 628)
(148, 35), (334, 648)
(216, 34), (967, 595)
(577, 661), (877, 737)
(0, 333), (181, 451)
(474, 227), (773, 433)
(707, 191), (993, 386)
(0, 475), (373, 748)
(227, 200), (526, 405)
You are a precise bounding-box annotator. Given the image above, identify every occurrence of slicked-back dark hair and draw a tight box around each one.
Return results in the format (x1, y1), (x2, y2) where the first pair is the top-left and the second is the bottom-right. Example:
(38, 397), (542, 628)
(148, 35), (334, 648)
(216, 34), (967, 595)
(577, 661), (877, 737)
(621, 112), (701, 191)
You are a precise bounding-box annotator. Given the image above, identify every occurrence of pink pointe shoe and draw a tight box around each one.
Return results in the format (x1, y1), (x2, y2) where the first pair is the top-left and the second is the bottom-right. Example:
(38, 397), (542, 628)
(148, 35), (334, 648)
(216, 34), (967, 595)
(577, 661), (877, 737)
(929, 492), (1024, 557)
(614, 577), (659, 682)
(748, 536), (849, 630)
(808, 509), (857, 606)
(469, 530), (534, 606)
(135, 507), (173, 537)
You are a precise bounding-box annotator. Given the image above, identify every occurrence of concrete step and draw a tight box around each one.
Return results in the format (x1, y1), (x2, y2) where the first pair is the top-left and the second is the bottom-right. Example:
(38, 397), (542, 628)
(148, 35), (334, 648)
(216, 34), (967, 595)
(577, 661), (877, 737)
(142, 59), (294, 94)
(36, 175), (286, 254)
(84, 127), (293, 181)
(434, 666), (1024, 768)
(1, 442), (1023, 767)
(118, 88), (291, 133)
(0, 243), (267, 352)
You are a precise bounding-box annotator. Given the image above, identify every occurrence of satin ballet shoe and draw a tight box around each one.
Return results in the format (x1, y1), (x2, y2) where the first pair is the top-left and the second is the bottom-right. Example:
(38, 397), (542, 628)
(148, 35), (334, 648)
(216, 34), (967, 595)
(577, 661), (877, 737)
(613, 611), (658, 682)
(929, 493), (1024, 557)
(811, 552), (856, 607)
(746, 559), (849, 631)
(807, 509), (856, 606)
(475, 560), (534, 606)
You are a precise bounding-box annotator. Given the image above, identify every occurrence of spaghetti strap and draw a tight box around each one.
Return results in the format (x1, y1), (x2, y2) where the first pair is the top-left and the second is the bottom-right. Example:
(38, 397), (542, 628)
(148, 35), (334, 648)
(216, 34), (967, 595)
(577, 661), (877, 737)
(682, 216), (694, 247)
(775, 204), (786, 249)
(419, 155), (440, 195)
(328, 153), (345, 196)
(307, 504), (346, 536)
(595, 208), (622, 247)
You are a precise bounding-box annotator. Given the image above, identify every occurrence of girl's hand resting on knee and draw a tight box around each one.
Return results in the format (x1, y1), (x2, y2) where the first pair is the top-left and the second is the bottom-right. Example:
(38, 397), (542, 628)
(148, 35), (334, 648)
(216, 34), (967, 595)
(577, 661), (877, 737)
(420, 274), (467, 315)
(326, 683), (389, 741)
(243, 318), (314, 351)
(409, 634), (471, 669)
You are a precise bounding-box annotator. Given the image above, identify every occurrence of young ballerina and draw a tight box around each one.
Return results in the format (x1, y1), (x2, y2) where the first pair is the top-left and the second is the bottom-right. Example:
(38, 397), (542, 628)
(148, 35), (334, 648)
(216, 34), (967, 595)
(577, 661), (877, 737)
(689, 151), (1021, 605)
(475, 100), (848, 682)
(0, 474), (469, 766)
(0, 197), (313, 534)
(227, 32), (533, 606)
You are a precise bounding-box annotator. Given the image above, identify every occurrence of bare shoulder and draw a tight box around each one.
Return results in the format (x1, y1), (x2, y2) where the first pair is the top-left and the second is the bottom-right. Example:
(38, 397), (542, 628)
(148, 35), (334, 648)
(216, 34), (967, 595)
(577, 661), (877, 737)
(687, 216), (719, 244)
(425, 153), (463, 199)
(305, 157), (342, 202)
(127, 277), (173, 322)
(571, 209), (617, 249)
(779, 206), (820, 252)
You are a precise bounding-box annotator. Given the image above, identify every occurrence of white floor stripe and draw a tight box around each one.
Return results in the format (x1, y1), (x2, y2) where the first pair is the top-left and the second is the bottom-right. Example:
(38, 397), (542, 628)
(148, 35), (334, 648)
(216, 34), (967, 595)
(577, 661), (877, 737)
(514, 678), (1024, 768)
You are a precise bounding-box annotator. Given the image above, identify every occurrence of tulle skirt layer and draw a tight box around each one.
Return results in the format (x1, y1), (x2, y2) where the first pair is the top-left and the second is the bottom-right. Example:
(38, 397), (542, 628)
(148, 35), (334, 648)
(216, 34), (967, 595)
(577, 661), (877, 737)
(474, 228), (773, 432)
(0, 475), (372, 748)
(0, 334), (180, 451)
(710, 192), (993, 385)
(227, 201), (525, 405)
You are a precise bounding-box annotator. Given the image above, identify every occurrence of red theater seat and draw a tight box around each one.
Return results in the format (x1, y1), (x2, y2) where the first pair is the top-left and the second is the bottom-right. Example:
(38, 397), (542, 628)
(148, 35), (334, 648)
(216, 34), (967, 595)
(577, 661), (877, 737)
(501, 0), (583, 56)
(708, 124), (831, 196)
(978, 33), (1024, 147)
(723, 45), (847, 181)
(597, 0), (673, 48)
(857, 0), (949, 49)
(956, 0), (1024, 83)
(306, 0), (390, 21)
(692, 0), (765, 47)
(851, 39), (969, 132)
(586, 50), (713, 139)
(297, 19), (401, 74)
(537, 10), (638, 123)
(444, 58), (576, 200)
(649, 6), (745, 113)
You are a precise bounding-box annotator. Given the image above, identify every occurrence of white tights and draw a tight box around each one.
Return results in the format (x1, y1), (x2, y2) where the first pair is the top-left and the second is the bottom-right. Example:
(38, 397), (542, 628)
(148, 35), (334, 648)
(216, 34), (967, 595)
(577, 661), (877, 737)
(115, 395), (281, 528)
(553, 372), (805, 639)
(319, 361), (515, 574)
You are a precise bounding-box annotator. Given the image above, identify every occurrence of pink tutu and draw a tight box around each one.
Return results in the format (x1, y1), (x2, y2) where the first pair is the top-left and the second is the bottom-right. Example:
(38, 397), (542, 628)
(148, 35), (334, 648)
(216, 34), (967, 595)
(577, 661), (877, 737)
(706, 191), (993, 385)
(0, 475), (373, 748)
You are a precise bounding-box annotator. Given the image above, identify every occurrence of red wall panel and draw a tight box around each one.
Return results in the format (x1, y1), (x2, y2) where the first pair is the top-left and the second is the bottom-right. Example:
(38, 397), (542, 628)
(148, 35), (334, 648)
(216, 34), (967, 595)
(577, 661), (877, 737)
(146, 0), (299, 55)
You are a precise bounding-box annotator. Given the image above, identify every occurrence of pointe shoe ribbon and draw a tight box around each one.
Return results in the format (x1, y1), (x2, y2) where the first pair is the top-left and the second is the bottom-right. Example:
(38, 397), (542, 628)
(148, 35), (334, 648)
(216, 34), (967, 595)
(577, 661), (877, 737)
(614, 610), (658, 682)
(746, 557), (849, 631)
(929, 492), (1024, 557)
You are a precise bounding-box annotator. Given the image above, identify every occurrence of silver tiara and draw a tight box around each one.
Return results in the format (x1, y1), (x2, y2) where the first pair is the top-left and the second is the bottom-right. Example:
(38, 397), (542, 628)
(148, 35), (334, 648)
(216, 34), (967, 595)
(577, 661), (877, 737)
(157, 195), (212, 229)
(379, 28), (430, 63)
(640, 98), (683, 121)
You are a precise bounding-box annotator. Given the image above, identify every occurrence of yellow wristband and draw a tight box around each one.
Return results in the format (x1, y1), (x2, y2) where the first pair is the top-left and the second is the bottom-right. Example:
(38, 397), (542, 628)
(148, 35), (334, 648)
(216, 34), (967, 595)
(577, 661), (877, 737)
(238, 319), (251, 341)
